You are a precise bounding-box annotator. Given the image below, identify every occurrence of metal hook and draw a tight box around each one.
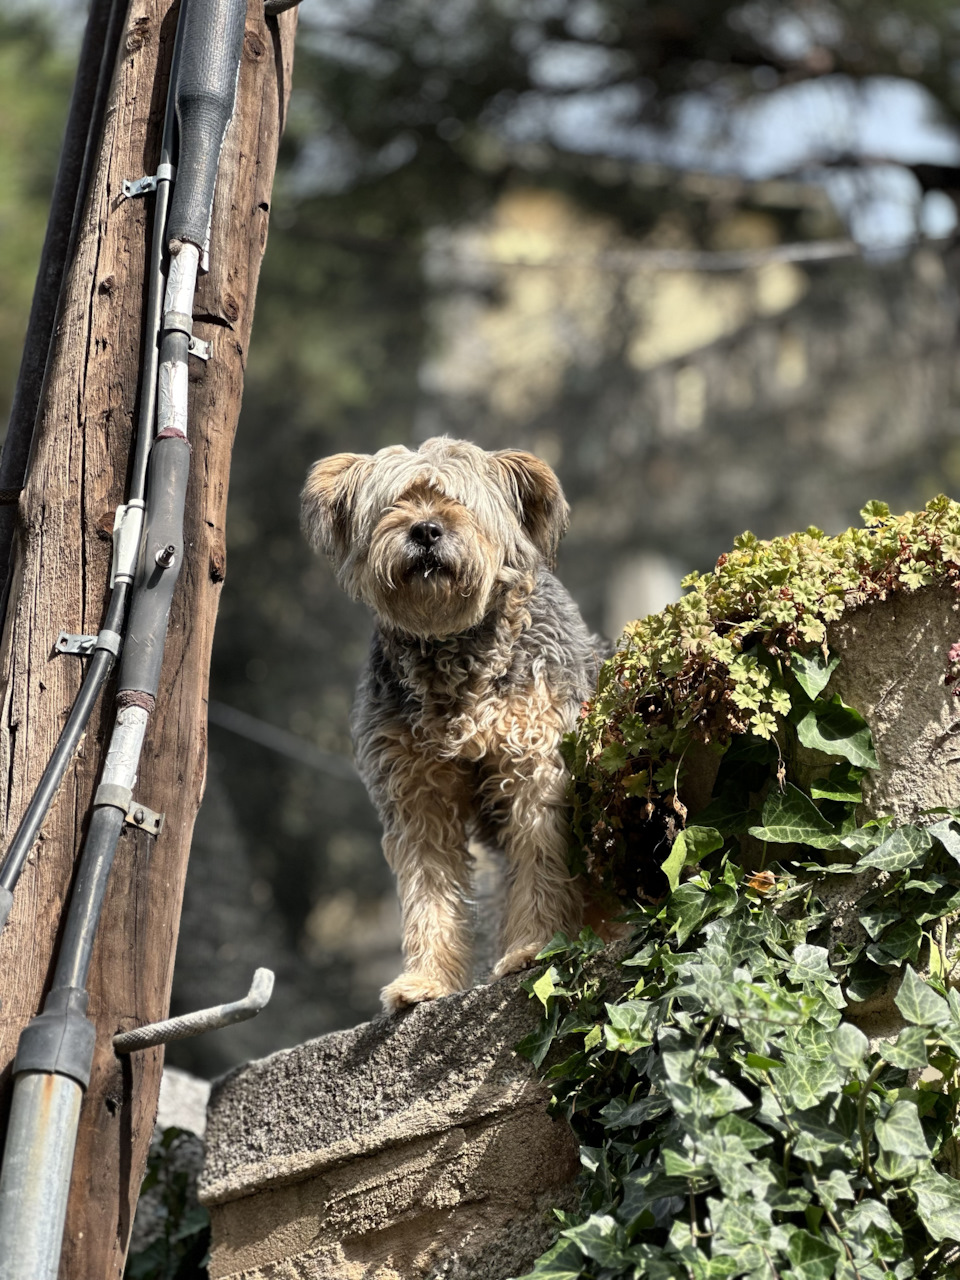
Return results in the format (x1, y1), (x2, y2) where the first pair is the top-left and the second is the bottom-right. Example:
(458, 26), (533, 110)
(113, 967), (275, 1054)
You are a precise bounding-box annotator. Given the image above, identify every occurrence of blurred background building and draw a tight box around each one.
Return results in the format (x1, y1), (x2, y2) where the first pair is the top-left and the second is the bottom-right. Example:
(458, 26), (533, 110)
(4, 0), (960, 1074)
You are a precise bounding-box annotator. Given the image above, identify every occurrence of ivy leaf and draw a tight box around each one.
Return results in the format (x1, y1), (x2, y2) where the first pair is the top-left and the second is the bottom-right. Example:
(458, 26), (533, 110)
(845, 959), (890, 1005)
(894, 966), (951, 1028)
(856, 825), (931, 873)
(866, 917), (923, 965)
(859, 900), (902, 940)
(830, 1021), (869, 1069)
(880, 1024), (929, 1070)
(927, 817), (960, 865)
(875, 1099), (931, 1158)
(665, 882), (716, 947)
(532, 966), (559, 1010)
(511, 1238), (586, 1280)
(790, 649), (840, 700)
(714, 1114), (771, 1151)
(535, 933), (575, 961)
(690, 793), (758, 836)
(603, 1000), (655, 1052)
(785, 1226), (841, 1280)
(744, 1051), (784, 1071)
(809, 762), (864, 804)
(662, 1147), (706, 1177)
(516, 1000), (560, 1068)
(796, 695), (879, 769)
(875, 1147), (923, 1183)
(619, 1168), (688, 1230)
(748, 783), (842, 850)
(913, 1166), (960, 1243)
(787, 943), (832, 986)
(660, 826), (722, 893)
(815, 1167), (855, 1211)
(845, 1200), (902, 1256)
(791, 1097), (857, 1149)
(841, 824), (886, 857)
(560, 1214), (627, 1268)
(780, 1056), (844, 1111)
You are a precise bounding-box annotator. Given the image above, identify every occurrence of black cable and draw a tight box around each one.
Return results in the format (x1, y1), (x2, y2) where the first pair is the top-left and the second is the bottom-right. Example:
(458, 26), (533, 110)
(50, 805), (127, 991)
(0, 586), (128, 909)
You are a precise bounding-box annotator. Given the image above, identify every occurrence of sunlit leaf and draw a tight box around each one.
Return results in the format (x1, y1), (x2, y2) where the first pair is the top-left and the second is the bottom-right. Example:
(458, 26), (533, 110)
(790, 649), (840, 700)
(875, 1100), (931, 1159)
(894, 967), (950, 1028)
(748, 783), (841, 850)
(796, 695), (878, 769)
(660, 825), (722, 893)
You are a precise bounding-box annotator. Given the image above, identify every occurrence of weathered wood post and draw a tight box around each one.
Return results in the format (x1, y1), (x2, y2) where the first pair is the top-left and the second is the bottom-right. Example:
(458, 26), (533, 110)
(0, 0), (297, 1272)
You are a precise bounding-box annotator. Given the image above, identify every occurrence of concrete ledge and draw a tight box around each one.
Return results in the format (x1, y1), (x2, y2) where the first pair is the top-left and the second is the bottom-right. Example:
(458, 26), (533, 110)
(201, 973), (582, 1279)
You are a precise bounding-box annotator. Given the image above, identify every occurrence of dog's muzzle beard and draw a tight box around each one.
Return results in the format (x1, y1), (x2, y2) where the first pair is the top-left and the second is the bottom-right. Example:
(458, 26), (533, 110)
(363, 518), (498, 639)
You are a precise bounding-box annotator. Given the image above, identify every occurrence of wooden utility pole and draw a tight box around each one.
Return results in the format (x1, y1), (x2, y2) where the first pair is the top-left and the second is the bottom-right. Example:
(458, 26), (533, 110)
(0, 0), (297, 1274)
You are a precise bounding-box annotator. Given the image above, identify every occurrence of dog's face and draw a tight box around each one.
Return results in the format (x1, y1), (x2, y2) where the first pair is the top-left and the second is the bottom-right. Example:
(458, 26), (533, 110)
(301, 438), (569, 638)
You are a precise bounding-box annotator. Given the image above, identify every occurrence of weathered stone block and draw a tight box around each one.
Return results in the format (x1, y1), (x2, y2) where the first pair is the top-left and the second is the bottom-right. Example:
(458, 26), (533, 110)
(201, 974), (579, 1279)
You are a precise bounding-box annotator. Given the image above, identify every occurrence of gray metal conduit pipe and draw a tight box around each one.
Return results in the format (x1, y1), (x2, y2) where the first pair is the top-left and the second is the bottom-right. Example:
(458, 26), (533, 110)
(0, 0), (247, 1274)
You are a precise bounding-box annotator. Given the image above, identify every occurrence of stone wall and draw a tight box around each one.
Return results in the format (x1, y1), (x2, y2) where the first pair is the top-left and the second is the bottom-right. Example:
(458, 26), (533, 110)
(199, 581), (960, 1277)
(200, 974), (586, 1280)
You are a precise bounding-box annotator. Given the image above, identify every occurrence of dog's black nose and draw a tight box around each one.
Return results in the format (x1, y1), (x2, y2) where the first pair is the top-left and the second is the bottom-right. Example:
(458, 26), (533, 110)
(409, 520), (444, 547)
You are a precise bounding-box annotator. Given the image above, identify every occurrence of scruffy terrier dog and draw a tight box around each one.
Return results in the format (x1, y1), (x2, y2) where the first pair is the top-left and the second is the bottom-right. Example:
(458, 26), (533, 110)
(301, 437), (607, 1013)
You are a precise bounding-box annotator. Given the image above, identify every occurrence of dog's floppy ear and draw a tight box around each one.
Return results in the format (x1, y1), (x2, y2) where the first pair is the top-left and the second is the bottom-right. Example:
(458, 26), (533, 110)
(301, 452), (371, 562)
(492, 449), (570, 569)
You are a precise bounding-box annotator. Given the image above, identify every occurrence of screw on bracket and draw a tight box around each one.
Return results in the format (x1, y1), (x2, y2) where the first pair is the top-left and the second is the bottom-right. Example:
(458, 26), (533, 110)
(125, 803), (164, 836)
(55, 632), (98, 656)
(188, 335), (212, 361)
(122, 174), (158, 200)
(155, 544), (177, 569)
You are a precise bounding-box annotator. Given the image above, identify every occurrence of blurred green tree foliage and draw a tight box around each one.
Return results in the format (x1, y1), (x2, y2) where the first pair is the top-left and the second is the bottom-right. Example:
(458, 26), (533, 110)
(0, 12), (73, 425)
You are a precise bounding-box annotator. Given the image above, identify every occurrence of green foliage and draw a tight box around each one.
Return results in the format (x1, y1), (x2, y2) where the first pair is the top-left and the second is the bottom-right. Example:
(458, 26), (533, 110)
(515, 810), (960, 1278)
(515, 503), (960, 1279)
(124, 1129), (210, 1280)
(0, 11), (73, 425)
(571, 497), (960, 894)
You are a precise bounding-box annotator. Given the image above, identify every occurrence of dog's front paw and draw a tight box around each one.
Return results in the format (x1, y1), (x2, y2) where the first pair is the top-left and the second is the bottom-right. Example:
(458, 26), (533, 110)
(493, 944), (544, 979)
(380, 972), (456, 1014)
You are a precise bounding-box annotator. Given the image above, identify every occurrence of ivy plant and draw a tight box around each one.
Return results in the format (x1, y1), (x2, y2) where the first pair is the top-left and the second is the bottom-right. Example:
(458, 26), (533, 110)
(514, 500), (960, 1280)
(567, 496), (960, 895)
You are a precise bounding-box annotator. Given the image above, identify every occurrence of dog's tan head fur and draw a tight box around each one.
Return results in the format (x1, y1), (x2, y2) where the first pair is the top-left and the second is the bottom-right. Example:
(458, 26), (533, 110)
(301, 438), (569, 638)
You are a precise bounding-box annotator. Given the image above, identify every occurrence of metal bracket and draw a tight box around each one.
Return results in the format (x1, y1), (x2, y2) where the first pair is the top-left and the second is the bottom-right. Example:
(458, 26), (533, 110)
(188, 336), (212, 361)
(56, 629), (122, 658)
(113, 968), (275, 1054)
(121, 163), (175, 201)
(56, 631), (97, 656)
(125, 802), (164, 837)
(122, 174), (157, 200)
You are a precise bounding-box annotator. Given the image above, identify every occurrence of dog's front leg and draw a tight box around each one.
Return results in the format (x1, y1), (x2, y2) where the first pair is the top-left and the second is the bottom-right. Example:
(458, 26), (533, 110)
(493, 750), (582, 978)
(377, 753), (473, 1014)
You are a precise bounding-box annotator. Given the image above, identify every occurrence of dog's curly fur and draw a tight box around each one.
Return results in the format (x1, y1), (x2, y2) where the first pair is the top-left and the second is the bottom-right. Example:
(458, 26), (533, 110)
(302, 437), (607, 1013)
